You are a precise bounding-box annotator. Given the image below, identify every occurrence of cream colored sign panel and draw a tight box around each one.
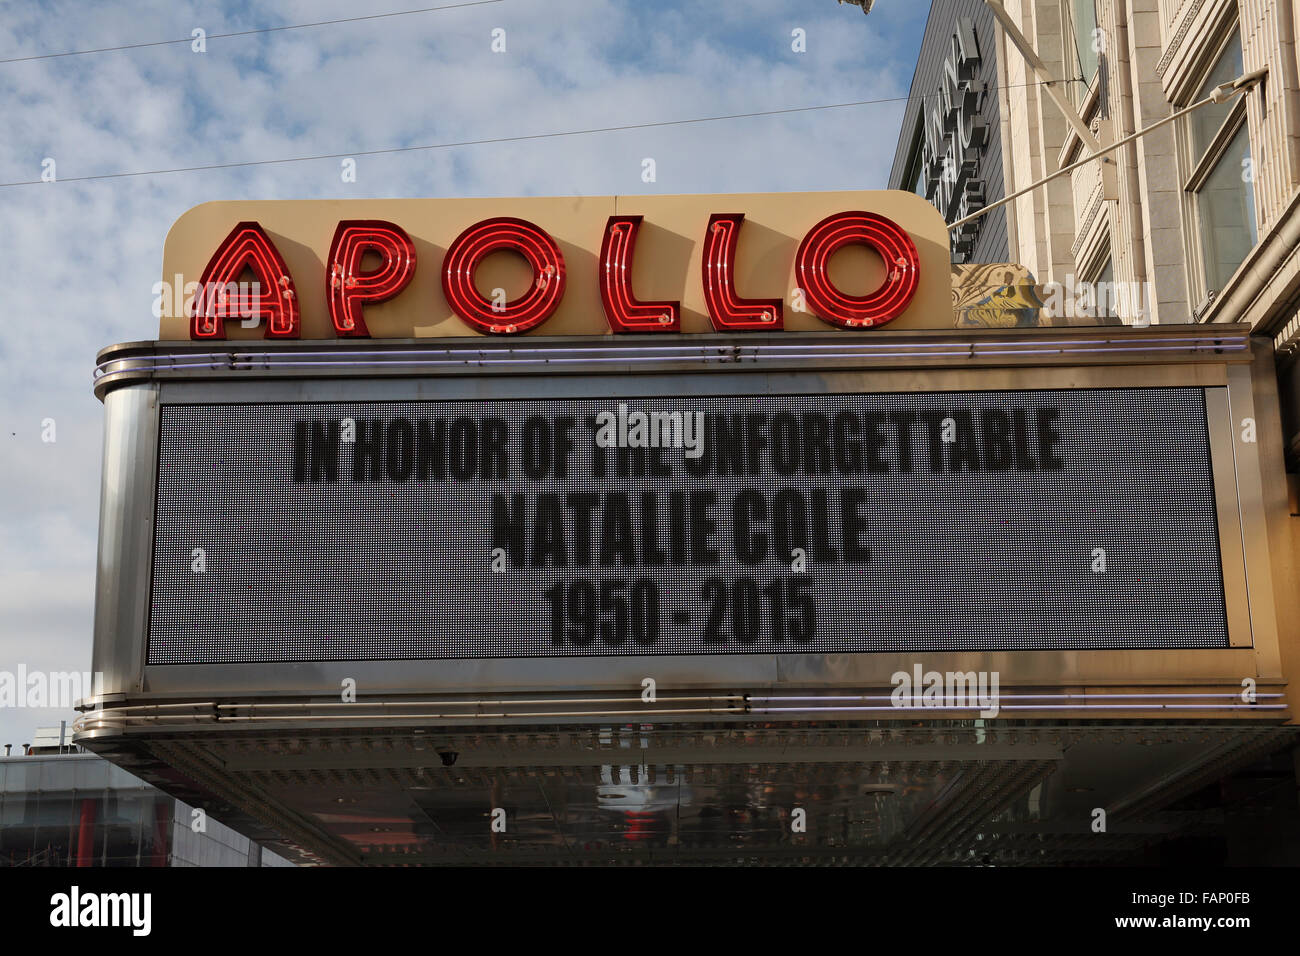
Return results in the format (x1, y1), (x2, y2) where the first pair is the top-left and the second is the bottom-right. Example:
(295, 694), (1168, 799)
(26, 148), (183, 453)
(158, 191), (952, 339)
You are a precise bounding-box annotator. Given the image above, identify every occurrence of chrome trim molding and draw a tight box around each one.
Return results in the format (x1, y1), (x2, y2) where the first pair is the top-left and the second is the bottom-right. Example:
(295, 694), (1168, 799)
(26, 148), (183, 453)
(93, 328), (1254, 400)
(74, 689), (1289, 738)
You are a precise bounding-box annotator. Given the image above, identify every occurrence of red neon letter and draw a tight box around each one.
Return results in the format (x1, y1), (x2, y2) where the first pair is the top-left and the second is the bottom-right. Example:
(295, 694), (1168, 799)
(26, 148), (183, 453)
(441, 217), (566, 334)
(701, 213), (782, 332)
(795, 211), (920, 329)
(599, 216), (680, 333)
(190, 221), (299, 339)
(326, 221), (417, 337)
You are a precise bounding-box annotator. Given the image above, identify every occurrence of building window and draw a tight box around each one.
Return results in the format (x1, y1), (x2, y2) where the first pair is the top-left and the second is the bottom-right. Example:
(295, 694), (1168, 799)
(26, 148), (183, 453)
(1184, 30), (1256, 299)
(1189, 33), (1243, 157)
(1077, 231), (1125, 325)
(1065, 0), (1100, 103)
(1092, 258), (1129, 324)
(1195, 124), (1256, 293)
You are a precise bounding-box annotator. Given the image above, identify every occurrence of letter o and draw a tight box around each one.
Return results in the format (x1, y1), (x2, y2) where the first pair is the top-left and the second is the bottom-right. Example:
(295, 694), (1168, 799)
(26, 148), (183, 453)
(441, 217), (566, 334)
(795, 211), (920, 329)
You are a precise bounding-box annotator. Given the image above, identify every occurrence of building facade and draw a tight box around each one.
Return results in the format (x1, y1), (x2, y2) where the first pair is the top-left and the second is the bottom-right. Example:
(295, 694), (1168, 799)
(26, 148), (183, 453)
(890, 0), (1011, 265)
(985, 0), (1299, 333)
(890, 0), (1300, 338)
(0, 753), (293, 867)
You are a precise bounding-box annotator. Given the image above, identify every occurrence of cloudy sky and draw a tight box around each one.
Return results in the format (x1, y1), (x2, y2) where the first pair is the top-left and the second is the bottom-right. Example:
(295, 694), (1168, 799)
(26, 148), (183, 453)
(0, 0), (928, 747)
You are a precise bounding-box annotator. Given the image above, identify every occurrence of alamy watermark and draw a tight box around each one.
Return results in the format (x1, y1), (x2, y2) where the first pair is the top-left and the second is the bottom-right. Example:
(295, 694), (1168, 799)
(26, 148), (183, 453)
(50, 886), (151, 936)
(593, 404), (705, 458)
(0, 666), (103, 708)
(891, 664), (1000, 718)
(1040, 273), (1151, 325)
(152, 274), (263, 322)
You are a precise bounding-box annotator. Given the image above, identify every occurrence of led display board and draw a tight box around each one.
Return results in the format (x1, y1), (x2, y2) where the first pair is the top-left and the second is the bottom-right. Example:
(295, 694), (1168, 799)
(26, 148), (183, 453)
(146, 385), (1228, 663)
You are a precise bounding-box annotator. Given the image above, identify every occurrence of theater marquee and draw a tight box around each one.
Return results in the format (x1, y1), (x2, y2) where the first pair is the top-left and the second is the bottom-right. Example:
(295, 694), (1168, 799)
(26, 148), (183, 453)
(80, 189), (1288, 703)
(156, 191), (952, 339)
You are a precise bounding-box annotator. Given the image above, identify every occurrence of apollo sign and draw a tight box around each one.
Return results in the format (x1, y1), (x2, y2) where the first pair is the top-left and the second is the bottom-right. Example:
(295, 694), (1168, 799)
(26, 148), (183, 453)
(156, 192), (953, 340)
(185, 211), (920, 339)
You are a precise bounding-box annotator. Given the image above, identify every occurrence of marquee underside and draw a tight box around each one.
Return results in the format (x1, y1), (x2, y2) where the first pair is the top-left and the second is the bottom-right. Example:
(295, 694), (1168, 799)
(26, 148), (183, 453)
(78, 717), (1296, 866)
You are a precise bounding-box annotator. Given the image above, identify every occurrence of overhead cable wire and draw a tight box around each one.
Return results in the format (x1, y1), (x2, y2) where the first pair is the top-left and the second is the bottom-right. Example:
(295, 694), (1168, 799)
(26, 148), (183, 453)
(0, 1), (505, 65)
(0, 76), (1077, 189)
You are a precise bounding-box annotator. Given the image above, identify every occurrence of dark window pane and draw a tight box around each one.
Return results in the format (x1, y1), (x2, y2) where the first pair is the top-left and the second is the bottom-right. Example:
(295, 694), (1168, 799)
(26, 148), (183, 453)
(1198, 125), (1257, 292)
(140, 797), (172, 866)
(1191, 33), (1243, 159)
(1071, 0), (1100, 97)
(1094, 259), (1120, 320)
